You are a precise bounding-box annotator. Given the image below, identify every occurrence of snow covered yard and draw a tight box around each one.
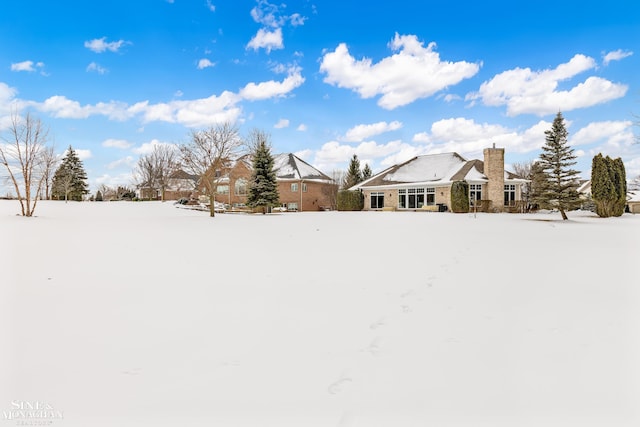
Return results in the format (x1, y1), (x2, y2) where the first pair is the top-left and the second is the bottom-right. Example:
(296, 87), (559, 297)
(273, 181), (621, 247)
(1, 200), (639, 427)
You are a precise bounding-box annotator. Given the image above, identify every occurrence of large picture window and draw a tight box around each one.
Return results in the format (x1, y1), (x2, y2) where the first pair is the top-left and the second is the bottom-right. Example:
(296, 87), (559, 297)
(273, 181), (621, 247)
(399, 188), (429, 209)
(371, 192), (384, 209)
(504, 184), (516, 206)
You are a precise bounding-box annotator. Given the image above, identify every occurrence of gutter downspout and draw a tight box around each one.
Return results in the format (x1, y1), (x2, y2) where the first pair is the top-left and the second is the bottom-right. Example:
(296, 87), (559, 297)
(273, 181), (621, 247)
(300, 179), (304, 212)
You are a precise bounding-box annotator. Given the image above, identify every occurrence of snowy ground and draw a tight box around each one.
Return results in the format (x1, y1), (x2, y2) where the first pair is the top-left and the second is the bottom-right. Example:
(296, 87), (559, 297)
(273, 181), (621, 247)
(1, 200), (639, 427)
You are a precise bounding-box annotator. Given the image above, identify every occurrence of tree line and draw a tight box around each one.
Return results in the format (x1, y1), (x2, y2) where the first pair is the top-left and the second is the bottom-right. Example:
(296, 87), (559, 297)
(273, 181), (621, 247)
(1, 111), (637, 218)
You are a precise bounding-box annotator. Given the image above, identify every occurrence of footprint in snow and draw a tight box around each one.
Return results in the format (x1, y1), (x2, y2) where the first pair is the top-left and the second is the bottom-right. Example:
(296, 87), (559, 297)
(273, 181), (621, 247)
(369, 318), (385, 330)
(328, 377), (353, 395)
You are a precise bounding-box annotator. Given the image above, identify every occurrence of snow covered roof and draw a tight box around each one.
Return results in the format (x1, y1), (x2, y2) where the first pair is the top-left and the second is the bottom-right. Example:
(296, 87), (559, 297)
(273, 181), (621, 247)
(353, 152), (524, 190)
(272, 153), (331, 182)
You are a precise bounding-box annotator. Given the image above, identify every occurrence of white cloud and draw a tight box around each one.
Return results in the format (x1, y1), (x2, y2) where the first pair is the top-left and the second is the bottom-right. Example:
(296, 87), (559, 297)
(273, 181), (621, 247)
(12, 71), (302, 128)
(571, 120), (634, 147)
(250, 0), (285, 27)
(11, 61), (36, 72)
(107, 156), (135, 170)
(197, 58), (215, 69)
(466, 54), (628, 116)
(274, 119), (289, 129)
(314, 139), (408, 171)
(102, 139), (133, 149)
(289, 13), (306, 27)
(246, 28), (283, 53)
(31, 96), (131, 120)
(343, 121), (402, 142)
(94, 172), (136, 188)
(130, 91), (243, 128)
(239, 70), (304, 100)
(296, 124), (307, 131)
(206, 0), (215, 12)
(132, 139), (177, 155)
(319, 33), (480, 110)
(86, 62), (107, 74)
(413, 117), (552, 157)
(602, 49), (633, 66)
(72, 149), (92, 160)
(84, 37), (130, 53)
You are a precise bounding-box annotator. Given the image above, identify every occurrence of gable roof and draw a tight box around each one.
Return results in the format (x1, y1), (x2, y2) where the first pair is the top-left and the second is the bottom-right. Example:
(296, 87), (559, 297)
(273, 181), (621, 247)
(273, 153), (331, 182)
(355, 152), (479, 189)
(353, 151), (525, 190)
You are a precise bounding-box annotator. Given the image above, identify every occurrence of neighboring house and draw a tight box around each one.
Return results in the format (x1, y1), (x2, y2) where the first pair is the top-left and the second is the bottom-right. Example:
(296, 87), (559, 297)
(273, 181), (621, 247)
(213, 153), (335, 211)
(350, 146), (527, 213)
(575, 179), (640, 213)
(165, 169), (198, 200)
(627, 190), (640, 213)
(136, 169), (198, 200)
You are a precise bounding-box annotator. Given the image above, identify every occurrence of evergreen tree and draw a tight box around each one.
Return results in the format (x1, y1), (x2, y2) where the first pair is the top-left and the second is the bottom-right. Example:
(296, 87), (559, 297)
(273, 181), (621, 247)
(593, 154), (627, 217)
(528, 161), (547, 211)
(247, 140), (279, 213)
(52, 146), (89, 201)
(361, 163), (372, 181)
(536, 112), (581, 220)
(343, 154), (362, 189)
(450, 180), (469, 213)
(95, 190), (103, 201)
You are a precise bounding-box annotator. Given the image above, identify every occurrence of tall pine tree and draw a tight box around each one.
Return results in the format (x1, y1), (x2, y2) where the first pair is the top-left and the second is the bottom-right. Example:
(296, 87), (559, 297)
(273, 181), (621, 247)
(592, 154), (627, 217)
(52, 146), (89, 201)
(361, 163), (372, 181)
(247, 140), (279, 213)
(343, 154), (362, 189)
(536, 112), (581, 220)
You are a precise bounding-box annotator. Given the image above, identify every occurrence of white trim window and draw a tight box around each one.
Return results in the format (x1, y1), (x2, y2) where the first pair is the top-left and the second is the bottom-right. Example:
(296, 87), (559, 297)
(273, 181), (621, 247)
(469, 184), (482, 206)
(370, 192), (384, 209)
(504, 184), (516, 206)
(291, 183), (298, 192)
(302, 183), (307, 192)
(425, 188), (435, 206)
(399, 187), (428, 209)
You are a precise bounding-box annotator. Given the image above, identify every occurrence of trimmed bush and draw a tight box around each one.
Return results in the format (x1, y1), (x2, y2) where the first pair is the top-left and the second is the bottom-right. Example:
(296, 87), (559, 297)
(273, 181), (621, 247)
(337, 190), (364, 211)
(450, 181), (469, 213)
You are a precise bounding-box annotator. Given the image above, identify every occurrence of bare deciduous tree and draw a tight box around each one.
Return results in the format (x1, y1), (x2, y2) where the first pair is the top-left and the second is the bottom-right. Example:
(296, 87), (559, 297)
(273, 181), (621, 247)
(179, 123), (242, 217)
(0, 112), (52, 216)
(512, 160), (534, 212)
(40, 145), (58, 200)
(135, 144), (178, 201)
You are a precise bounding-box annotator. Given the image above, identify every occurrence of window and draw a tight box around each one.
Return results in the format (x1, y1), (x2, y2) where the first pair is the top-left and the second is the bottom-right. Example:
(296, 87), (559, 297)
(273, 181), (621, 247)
(234, 179), (247, 195)
(425, 188), (435, 206)
(302, 183), (307, 192)
(217, 185), (229, 195)
(291, 183), (298, 192)
(371, 192), (384, 209)
(504, 184), (516, 206)
(398, 188), (429, 209)
(469, 184), (482, 205)
(287, 202), (298, 211)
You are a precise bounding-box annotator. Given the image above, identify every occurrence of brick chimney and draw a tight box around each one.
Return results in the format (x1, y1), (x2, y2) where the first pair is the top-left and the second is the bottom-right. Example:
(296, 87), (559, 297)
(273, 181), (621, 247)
(483, 144), (505, 212)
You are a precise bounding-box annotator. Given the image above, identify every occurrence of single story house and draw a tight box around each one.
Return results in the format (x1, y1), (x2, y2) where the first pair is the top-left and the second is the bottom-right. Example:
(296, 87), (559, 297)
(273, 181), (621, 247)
(350, 146), (527, 213)
(627, 190), (640, 214)
(214, 153), (335, 212)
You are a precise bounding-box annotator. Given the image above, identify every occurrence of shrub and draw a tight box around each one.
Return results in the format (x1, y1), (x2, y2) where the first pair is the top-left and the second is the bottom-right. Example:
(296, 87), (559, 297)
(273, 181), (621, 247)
(337, 190), (364, 211)
(450, 181), (469, 213)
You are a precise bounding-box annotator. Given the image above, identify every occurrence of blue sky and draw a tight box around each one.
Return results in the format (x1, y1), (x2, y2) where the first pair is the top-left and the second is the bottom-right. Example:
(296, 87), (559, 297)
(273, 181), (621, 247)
(1, 0), (639, 193)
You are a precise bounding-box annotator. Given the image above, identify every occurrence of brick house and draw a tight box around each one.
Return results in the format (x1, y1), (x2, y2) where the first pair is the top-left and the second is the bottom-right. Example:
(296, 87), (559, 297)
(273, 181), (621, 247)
(350, 146), (527, 213)
(136, 169), (198, 201)
(213, 153), (335, 211)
